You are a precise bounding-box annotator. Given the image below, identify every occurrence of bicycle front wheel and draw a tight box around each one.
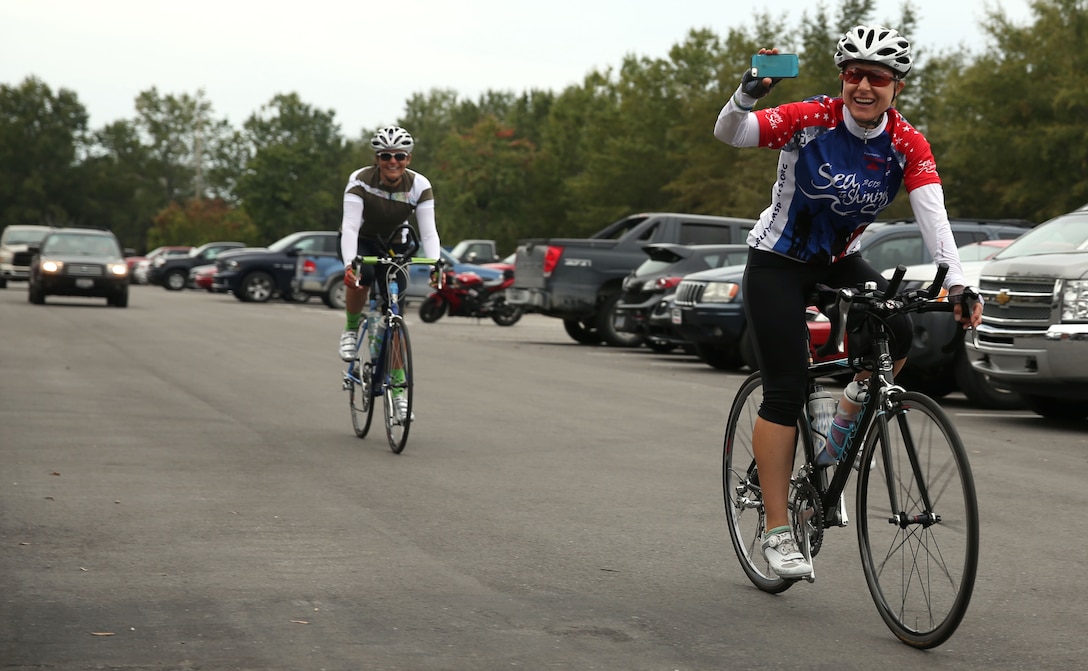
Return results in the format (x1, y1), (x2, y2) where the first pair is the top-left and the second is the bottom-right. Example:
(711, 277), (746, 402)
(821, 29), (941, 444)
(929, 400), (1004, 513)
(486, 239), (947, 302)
(382, 317), (413, 454)
(723, 372), (804, 593)
(856, 391), (979, 649)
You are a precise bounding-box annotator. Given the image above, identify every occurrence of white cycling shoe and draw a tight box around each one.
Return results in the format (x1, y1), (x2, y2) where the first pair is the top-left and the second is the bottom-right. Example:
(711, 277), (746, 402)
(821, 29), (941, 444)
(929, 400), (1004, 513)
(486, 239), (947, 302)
(339, 330), (357, 362)
(761, 529), (813, 578)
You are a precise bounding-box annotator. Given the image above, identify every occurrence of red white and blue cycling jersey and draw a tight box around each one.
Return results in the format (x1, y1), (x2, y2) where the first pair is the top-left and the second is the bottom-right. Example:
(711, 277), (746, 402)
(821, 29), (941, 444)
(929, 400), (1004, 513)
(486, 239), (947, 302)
(715, 93), (964, 286)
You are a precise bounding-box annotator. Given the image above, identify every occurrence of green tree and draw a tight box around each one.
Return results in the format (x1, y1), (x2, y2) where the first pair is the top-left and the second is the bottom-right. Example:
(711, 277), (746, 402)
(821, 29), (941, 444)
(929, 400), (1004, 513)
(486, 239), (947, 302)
(436, 116), (537, 252)
(929, 0), (1088, 220)
(0, 77), (88, 227)
(234, 93), (350, 242)
(148, 198), (257, 248)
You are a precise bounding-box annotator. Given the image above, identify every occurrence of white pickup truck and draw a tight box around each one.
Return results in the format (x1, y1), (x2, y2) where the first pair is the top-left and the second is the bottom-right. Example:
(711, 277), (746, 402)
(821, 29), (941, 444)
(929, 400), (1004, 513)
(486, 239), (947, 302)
(966, 207), (1088, 421)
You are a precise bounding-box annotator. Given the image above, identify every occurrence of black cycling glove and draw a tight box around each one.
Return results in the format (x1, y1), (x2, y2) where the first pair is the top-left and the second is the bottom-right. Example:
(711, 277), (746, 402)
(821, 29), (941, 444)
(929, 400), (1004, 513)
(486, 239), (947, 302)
(740, 68), (781, 99)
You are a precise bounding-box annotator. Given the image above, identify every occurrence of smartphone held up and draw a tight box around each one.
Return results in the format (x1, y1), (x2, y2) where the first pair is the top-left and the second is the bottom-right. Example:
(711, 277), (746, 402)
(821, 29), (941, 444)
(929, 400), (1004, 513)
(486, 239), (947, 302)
(750, 53), (799, 79)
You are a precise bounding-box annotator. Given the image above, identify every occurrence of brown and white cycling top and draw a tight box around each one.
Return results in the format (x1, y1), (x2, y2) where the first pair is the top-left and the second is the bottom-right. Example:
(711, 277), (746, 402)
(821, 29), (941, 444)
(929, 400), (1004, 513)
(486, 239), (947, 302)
(339, 165), (440, 262)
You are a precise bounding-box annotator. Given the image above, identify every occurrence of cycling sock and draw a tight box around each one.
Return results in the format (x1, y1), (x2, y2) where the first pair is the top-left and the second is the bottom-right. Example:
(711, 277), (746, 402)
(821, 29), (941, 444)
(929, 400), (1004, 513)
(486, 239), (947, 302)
(345, 311), (361, 332)
(765, 525), (791, 538)
(390, 368), (406, 396)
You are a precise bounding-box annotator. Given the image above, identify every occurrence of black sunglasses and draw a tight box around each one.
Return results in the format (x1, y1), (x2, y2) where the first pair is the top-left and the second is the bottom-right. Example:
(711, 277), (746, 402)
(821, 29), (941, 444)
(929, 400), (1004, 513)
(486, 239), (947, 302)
(377, 152), (409, 162)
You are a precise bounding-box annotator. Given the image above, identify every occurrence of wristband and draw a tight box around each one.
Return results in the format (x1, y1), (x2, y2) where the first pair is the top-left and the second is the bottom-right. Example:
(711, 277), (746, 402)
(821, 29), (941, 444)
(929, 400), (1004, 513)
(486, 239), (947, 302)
(731, 92), (753, 112)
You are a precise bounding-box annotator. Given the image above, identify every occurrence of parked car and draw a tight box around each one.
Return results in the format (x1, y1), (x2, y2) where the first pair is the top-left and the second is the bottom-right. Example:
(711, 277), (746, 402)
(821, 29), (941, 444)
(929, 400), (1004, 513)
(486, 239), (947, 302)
(614, 243), (750, 351)
(0, 224), (53, 288)
(955, 239), (1015, 262)
(508, 212), (756, 347)
(670, 261), (844, 373)
(855, 217), (1032, 273)
(188, 264), (219, 292)
(133, 246), (192, 284)
(448, 239), (500, 264)
(292, 247), (500, 310)
(214, 231), (338, 302)
(149, 242), (244, 290)
(27, 227), (130, 307)
(881, 255), (1024, 409)
(967, 208), (1088, 420)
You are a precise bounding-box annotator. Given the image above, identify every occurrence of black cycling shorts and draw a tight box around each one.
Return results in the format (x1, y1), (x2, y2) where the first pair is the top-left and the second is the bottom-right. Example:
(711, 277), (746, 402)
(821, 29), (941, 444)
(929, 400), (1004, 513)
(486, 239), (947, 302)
(743, 248), (912, 427)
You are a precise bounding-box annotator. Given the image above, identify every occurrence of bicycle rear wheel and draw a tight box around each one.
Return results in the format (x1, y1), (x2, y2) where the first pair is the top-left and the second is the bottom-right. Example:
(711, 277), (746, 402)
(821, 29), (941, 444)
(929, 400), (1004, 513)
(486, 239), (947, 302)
(382, 317), (413, 453)
(722, 372), (807, 593)
(856, 391), (978, 648)
(348, 348), (375, 439)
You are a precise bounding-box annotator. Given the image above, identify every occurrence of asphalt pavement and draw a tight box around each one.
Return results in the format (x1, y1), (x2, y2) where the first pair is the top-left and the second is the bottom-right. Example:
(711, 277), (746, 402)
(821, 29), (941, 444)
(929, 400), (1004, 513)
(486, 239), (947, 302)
(1, 285), (1087, 670)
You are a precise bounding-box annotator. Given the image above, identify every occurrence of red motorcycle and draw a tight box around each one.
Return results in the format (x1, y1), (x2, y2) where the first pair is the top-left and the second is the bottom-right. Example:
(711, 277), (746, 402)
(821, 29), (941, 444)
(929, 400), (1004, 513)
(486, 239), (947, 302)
(418, 263), (523, 326)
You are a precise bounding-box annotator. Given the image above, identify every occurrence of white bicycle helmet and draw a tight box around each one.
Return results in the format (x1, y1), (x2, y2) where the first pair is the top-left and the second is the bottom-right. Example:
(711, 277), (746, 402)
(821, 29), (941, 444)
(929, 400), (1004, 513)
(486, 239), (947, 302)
(371, 126), (415, 154)
(834, 25), (913, 77)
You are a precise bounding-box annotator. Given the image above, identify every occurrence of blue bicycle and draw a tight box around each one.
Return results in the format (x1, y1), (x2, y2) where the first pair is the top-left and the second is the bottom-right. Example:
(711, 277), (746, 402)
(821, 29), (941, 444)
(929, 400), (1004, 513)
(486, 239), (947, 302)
(342, 226), (438, 454)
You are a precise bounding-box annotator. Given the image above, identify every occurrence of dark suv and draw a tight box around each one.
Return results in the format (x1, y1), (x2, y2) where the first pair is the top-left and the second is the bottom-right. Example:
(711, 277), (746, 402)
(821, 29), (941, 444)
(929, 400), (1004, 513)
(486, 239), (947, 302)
(149, 241), (245, 290)
(855, 218), (1032, 273)
(27, 228), (130, 307)
(214, 231), (339, 302)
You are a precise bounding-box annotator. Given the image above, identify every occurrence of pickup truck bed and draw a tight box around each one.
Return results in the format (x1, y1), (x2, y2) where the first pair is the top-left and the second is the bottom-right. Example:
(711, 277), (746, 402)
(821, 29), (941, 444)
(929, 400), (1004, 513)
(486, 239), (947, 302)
(507, 212), (754, 346)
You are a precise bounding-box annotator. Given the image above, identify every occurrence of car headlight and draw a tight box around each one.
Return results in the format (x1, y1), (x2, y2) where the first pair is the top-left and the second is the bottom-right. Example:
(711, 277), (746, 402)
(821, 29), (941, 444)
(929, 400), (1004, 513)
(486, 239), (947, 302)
(225, 260), (240, 271)
(700, 281), (740, 303)
(152, 257), (166, 267)
(108, 263), (128, 276)
(1061, 280), (1088, 322)
(41, 259), (64, 274)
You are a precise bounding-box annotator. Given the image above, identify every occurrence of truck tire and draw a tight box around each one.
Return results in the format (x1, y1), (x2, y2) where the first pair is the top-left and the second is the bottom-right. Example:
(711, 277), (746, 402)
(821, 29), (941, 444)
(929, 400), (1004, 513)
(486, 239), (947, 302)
(163, 269), (188, 291)
(563, 319), (601, 345)
(238, 271), (274, 302)
(694, 342), (742, 370)
(323, 280), (346, 310)
(952, 350), (1023, 410)
(596, 294), (643, 348)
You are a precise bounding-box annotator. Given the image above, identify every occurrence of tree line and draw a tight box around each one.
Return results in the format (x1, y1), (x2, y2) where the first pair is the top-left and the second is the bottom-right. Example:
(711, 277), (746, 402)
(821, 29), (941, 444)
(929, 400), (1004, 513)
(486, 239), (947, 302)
(2, 0), (1085, 256)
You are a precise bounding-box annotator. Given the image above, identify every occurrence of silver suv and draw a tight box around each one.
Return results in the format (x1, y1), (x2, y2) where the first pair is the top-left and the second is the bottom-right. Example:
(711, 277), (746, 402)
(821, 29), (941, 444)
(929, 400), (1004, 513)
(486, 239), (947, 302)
(0, 225), (53, 288)
(967, 208), (1088, 421)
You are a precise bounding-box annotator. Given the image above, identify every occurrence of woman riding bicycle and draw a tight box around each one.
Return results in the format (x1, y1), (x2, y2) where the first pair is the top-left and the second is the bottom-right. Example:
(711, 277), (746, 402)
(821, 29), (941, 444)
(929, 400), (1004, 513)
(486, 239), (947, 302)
(713, 25), (982, 579)
(337, 125), (442, 359)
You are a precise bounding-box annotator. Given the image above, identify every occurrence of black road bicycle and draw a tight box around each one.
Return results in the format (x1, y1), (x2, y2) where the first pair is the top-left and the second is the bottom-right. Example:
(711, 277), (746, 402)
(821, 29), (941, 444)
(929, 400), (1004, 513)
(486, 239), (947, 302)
(722, 264), (980, 648)
(342, 225), (439, 454)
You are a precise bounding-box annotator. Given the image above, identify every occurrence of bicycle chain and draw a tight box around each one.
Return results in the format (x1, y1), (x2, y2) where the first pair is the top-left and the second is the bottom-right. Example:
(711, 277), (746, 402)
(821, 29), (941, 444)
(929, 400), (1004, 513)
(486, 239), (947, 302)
(790, 478), (825, 557)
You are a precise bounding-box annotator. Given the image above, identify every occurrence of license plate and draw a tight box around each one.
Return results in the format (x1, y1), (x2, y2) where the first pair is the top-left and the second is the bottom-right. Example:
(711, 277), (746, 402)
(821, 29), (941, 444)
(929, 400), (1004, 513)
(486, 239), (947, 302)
(671, 307), (683, 325)
(613, 313), (628, 330)
(76, 278), (94, 289)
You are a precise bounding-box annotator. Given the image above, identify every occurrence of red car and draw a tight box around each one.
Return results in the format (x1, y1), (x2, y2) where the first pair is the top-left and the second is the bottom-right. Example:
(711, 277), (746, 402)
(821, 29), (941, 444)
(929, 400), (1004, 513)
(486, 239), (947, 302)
(188, 263), (218, 291)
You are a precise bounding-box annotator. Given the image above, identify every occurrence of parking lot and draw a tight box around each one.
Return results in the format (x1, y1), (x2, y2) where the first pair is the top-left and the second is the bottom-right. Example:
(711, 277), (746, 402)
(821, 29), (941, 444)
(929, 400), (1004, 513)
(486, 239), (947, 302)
(2, 285), (1086, 670)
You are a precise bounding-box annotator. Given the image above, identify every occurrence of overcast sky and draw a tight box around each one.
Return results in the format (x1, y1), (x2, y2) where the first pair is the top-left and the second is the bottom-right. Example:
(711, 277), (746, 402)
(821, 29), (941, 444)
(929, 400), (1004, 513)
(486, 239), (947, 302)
(2, 0), (1033, 139)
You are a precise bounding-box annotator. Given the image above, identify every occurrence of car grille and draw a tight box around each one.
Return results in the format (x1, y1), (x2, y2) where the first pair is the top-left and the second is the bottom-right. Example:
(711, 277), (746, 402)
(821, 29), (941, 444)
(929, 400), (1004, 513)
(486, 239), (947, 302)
(978, 276), (1056, 327)
(674, 280), (706, 306)
(12, 251), (33, 266)
(67, 263), (105, 277)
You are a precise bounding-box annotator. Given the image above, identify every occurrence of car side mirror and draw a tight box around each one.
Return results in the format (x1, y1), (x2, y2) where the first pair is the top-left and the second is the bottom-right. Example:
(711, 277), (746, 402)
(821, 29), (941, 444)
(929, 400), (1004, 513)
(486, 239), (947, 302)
(285, 247), (301, 257)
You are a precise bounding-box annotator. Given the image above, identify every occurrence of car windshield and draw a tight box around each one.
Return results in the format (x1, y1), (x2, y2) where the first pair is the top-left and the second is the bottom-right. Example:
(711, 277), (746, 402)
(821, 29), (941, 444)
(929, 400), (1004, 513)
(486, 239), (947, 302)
(43, 234), (120, 256)
(269, 234), (314, 253)
(3, 228), (49, 245)
(992, 213), (1088, 260)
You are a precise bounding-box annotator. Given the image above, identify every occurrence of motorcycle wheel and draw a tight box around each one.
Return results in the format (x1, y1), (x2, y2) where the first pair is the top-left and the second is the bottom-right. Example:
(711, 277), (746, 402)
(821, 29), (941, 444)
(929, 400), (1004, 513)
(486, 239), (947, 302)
(419, 295), (446, 323)
(490, 298), (523, 326)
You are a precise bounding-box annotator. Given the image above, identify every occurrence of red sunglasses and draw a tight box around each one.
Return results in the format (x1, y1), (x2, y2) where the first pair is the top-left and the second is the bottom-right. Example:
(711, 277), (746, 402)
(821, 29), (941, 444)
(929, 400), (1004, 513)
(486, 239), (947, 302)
(841, 67), (899, 88)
